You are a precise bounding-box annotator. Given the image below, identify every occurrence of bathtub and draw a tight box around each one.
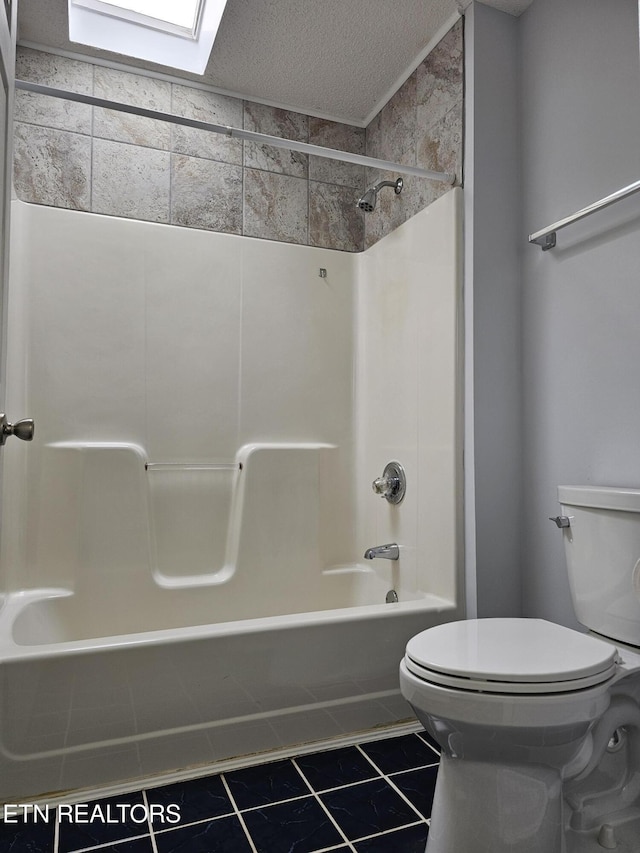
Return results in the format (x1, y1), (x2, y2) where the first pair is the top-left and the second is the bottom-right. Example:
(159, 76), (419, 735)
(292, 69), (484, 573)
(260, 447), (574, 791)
(0, 441), (458, 803)
(0, 582), (456, 803)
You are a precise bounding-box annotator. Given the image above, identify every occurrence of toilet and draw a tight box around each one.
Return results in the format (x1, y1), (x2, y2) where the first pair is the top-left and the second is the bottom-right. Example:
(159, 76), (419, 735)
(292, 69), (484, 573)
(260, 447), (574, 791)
(400, 486), (640, 852)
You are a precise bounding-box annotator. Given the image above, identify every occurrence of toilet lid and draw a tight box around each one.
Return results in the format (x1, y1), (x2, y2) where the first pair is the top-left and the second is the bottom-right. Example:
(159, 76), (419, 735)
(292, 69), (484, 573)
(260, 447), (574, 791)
(405, 618), (619, 695)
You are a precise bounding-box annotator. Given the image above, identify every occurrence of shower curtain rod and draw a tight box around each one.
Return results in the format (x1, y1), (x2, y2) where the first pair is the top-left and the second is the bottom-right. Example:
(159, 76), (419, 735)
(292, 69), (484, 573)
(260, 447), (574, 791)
(15, 80), (456, 185)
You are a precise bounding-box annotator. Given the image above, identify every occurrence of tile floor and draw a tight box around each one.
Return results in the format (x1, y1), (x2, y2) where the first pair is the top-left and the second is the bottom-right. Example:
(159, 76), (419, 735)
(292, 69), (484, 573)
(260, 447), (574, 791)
(0, 730), (440, 853)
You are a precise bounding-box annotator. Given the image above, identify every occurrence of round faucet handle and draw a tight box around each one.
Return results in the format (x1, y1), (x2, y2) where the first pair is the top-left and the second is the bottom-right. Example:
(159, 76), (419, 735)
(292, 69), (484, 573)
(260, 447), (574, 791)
(371, 462), (406, 504)
(372, 476), (391, 496)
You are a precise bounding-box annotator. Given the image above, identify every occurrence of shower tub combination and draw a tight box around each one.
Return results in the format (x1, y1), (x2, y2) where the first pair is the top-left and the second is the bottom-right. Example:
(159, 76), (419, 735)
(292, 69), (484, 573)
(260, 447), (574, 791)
(0, 189), (462, 802)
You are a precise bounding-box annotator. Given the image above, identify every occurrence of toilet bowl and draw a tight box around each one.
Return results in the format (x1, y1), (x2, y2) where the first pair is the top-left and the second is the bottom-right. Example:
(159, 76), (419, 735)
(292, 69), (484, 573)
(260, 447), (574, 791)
(400, 486), (640, 852)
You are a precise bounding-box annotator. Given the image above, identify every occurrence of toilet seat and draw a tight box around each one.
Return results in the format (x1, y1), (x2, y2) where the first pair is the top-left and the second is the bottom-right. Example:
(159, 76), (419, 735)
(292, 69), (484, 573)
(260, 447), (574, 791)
(405, 618), (619, 695)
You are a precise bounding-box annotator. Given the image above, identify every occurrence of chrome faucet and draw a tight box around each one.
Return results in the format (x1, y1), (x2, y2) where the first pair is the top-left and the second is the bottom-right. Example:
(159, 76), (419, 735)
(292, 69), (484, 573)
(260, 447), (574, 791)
(364, 543), (399, 561)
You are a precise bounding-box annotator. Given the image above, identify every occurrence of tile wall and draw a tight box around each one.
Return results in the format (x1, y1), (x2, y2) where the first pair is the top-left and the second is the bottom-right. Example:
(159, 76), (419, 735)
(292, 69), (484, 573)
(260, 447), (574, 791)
(12, 20), (462, 252)
(364, 19), (463, 249)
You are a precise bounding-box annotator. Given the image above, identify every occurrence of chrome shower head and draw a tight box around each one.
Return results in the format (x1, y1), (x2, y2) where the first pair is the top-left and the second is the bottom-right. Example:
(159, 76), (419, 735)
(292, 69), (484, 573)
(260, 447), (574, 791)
(356, 177), (403, 212)
(357, 187), (377, 213)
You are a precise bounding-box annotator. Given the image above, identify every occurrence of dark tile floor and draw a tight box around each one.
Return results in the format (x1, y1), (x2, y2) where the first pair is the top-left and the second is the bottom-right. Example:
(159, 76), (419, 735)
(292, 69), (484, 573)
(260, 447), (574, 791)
(0, 730), (440, 853)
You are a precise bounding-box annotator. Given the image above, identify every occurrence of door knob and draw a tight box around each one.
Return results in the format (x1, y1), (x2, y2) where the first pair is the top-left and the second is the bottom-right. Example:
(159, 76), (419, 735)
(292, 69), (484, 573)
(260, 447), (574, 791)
(0, 413), (34, 445)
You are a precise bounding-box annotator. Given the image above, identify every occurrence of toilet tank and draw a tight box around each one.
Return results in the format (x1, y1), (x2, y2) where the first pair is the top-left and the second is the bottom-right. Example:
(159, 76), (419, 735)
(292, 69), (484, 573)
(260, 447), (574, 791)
(558, 485), (640, 647)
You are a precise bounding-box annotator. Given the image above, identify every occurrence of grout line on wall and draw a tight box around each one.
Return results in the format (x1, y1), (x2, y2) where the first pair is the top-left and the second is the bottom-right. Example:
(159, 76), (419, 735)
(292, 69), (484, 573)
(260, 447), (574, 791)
(89, 64), (94, 212)
(13, 117), (93, 138)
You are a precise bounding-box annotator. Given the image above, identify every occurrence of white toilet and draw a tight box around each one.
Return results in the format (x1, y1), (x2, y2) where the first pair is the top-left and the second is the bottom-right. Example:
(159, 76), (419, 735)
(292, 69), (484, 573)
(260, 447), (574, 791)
(400, 486), (640, 852)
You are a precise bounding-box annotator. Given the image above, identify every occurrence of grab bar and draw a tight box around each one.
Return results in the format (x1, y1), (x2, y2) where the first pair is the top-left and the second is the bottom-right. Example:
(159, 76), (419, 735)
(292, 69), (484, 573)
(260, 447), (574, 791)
(145, 462), (239, 471)
(529, 177), (640, 250)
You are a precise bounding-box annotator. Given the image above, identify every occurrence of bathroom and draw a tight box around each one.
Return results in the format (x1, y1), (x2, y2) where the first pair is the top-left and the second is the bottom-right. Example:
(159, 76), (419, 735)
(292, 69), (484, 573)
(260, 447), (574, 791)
(1, 0), (640, 850)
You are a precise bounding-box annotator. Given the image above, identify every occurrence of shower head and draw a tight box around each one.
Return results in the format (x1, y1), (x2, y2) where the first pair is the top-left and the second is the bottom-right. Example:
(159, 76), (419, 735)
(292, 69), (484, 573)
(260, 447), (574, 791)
(356, 177), (403, 212)
(356, 187), (377, 213)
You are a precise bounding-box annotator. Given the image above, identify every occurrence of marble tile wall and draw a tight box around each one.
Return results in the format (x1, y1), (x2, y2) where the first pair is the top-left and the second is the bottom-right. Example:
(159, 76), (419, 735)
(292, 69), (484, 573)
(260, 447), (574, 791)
(12, 19), (462, 253)
(13, 48), (366, 252)
(364, 18), (463, 249)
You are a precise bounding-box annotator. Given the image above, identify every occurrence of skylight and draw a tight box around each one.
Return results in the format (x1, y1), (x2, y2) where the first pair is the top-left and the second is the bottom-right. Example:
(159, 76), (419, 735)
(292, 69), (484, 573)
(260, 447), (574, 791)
(94, 0), (201, 31)
(73, 0), (203, 37)
(68, 0), (227, 74)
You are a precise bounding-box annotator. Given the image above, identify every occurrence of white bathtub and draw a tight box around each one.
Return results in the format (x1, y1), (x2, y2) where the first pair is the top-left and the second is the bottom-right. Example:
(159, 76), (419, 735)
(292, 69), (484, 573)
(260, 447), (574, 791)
(0, 441), (459, 803)
(0, 585), (456, 803)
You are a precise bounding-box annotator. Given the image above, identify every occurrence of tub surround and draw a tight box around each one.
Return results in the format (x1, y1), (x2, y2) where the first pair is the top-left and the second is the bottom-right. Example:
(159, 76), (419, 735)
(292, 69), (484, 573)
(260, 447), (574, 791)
(356, 192), (462, 606)
(12, 18), (462, 251)
(0, 189), (462, 801)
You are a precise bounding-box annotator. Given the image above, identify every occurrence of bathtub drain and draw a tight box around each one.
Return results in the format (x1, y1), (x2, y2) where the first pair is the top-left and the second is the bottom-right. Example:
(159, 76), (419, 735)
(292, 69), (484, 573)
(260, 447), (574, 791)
(385, 589), (399, 603)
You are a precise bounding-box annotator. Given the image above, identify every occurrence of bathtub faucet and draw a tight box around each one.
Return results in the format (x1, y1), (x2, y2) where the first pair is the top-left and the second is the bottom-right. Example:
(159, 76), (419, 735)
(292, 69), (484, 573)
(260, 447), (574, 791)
(364, 543), (399, 561)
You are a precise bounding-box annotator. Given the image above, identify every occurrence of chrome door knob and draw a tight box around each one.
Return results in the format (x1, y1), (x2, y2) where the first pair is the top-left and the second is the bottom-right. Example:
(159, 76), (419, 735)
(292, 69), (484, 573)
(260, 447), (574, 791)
(0, 413), (34, 445)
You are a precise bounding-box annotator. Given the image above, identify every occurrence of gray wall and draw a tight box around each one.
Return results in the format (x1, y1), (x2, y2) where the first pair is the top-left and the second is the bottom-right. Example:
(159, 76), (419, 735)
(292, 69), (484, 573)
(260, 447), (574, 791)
(465, 3), (523, 618)
(520, 0), (640, 626)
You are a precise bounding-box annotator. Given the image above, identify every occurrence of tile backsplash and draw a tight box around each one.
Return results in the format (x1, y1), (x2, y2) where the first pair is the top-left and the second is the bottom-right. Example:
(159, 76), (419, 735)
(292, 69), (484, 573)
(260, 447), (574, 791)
(13, 19), (462, 252)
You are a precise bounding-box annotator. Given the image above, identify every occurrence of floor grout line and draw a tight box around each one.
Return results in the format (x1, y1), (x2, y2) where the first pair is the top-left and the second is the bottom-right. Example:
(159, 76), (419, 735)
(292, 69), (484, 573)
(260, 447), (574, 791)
(415, 731), (441, 757)
(142, 790), (158, 853)
(388, 761), (439, 775)
(62, 832), (152, 853)
(355, 739), (433, 824)
(151, 810), (235, 836)
(351, 818), (428, 844)
(220, 774), (258, 853)
(292, 758), (358, 853)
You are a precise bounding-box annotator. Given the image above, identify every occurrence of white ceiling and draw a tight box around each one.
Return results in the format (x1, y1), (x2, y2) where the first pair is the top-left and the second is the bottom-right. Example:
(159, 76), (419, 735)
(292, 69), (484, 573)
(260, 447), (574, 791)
(17, 0), (533, 125)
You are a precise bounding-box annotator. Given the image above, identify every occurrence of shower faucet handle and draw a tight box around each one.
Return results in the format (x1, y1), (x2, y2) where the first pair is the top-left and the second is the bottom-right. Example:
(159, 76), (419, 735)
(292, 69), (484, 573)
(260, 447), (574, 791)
(0, 413), (35, 446)
(372, 461), (406, 504)
(373, 476), (392, 495)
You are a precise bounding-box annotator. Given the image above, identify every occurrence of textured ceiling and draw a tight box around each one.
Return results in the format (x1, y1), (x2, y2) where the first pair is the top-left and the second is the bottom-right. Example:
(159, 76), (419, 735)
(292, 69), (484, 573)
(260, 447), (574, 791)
(17, 0), (533, 125)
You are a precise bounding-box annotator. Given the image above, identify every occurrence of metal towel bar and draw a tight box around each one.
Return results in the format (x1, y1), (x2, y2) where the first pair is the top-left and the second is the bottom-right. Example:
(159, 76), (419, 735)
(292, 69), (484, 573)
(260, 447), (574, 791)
(529, 177), (640, 250)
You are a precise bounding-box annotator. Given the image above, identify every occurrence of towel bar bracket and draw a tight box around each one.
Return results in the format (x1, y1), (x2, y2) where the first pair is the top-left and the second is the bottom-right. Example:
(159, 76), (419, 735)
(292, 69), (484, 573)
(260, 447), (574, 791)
(532, 232), (557, 251)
